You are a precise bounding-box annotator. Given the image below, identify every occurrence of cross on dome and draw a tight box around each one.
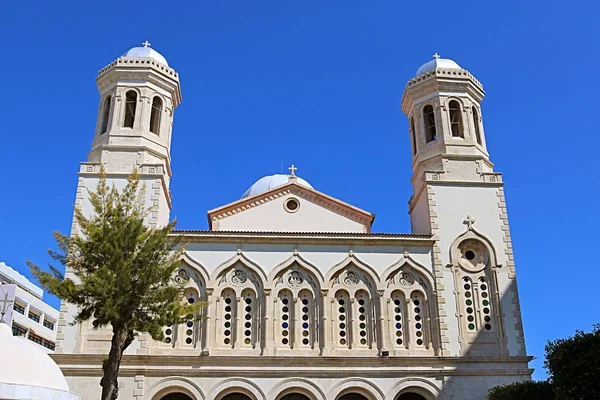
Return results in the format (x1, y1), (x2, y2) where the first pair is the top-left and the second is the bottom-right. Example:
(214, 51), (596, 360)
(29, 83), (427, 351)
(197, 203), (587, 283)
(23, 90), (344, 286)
(288, 164), (298, 177)
(142, 40), (151, 48)
(433, 52), (441, 59)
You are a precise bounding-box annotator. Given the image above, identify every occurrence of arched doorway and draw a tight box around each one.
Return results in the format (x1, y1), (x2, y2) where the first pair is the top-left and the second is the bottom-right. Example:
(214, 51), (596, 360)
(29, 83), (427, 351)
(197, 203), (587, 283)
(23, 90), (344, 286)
(338, 395), (369, 400)
(397, 394), (427, 400)
(161, 394), (193, 400)
(221, 395), (253, 400)
(280, 395), (311, 400)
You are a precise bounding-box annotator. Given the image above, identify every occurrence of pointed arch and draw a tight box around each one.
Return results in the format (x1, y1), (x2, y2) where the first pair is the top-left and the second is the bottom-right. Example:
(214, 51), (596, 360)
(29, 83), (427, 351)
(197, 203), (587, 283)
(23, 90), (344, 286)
(325, 254), (381, 289)
(382, 255), (435, 291)
(180, 252), (211, 286)
(210, 252), (268, 286)
(269, 253), (325, 288)
(449, 227), (500, 271)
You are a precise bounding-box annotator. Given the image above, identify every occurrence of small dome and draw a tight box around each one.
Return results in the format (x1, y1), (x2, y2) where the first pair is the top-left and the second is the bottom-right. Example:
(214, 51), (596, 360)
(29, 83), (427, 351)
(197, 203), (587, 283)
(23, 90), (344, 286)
(0, 322), (70, 392)
(122, 45), (169, 66)
(416, 55), (461, 75)
(242, 174), (313, 199)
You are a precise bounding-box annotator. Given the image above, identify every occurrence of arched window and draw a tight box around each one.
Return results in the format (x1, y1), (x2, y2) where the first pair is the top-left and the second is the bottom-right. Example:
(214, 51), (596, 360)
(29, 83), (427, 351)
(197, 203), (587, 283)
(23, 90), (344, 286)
(449, 100), (464, 138)
(422, 105), (437, 142)
(221, 289), (236, 348)
(335, 290), (351, 348)
(241, 290), (257, 347)
(278, 289), (293, 348)
(150, 96), (162, 135)
(410, 292), (427, 347)
(462, 276), (493, 332)
(472, 106), (482, 145)
(100, 95), (111, 134)
(181, 289), (198, 346)
(298, 289), (315, 347)
(410, 117), (417, 156)
(354, 290), (372, 348)
(391, 290), (406, 348)
(338, 395), (369, 400)
(123, 90), (137, 128)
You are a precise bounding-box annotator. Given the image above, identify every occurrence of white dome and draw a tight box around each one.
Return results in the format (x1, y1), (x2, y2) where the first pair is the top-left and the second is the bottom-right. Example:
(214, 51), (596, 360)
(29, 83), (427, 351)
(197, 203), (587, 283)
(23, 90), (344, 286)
(122, 46), (169, 66)
(0, 322), (70, 392)
(242, 174), (313, 198)
(416, 57), (461, 75)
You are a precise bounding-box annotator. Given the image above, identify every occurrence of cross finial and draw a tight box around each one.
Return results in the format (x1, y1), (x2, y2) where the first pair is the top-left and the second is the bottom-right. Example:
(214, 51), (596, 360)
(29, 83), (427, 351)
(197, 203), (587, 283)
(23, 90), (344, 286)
(433, 52), (441, 59)
(142, 40), (151, 48)
(464, 215), (476, 230)
(288, 164), (297, 177)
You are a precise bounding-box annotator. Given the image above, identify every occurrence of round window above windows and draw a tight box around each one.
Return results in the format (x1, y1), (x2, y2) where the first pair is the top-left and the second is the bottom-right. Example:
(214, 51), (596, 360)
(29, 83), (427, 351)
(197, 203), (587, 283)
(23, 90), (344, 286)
(457, 239), (489, 272)
(284, 198), (300, 213)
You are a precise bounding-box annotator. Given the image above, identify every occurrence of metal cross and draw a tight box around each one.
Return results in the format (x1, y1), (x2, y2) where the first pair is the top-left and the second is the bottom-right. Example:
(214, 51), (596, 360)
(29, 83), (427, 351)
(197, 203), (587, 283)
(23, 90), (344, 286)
(0, 291), (13, 321)
(288, 164), (297, 177)
(433, 52), (441, 59)
(142, 40), (151, 48)
(464, 215), (476, 230)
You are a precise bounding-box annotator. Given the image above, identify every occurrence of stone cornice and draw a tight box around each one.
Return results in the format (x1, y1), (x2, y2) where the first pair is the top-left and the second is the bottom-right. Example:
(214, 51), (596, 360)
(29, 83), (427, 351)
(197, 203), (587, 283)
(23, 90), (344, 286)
(207, 183), (376, 231)
(170, 230), (435, 246)
(53, 354), (533, 378)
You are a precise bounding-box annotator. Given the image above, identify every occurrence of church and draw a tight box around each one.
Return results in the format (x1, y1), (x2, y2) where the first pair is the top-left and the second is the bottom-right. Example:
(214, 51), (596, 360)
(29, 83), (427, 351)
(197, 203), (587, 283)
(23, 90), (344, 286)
(52, 43), (532, 400)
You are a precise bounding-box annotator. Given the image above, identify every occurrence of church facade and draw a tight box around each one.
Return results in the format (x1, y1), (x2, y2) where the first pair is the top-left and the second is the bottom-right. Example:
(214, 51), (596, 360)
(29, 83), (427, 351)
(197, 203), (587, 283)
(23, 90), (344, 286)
(52, 44), (532, 400)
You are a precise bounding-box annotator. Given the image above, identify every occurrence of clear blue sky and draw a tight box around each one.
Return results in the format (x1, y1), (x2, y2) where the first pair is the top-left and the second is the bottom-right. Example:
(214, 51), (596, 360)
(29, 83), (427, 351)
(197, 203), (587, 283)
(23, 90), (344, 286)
(1, 0), (598, 380)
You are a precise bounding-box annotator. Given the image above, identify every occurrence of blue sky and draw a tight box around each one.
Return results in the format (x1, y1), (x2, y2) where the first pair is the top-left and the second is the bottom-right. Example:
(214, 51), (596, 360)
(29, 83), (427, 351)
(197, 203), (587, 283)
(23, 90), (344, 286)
(1, 0), (598, 380)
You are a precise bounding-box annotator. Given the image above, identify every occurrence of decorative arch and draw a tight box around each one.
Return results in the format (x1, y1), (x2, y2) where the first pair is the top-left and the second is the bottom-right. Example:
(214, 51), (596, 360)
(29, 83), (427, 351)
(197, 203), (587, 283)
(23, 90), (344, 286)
(449, 216), (506, 355)
(386, 378), (441, 400)
(268, 253), (325, 286)
(146, 377), (205, 400)
(269, 378), (326, 400)
(329, 378), (385, 400)
(382, 255), (435, 290)
(211, 252), (267, 289)
(208, 378), (266, 400)
(325, 253), (381, 288)
(180, 253), (210, 287)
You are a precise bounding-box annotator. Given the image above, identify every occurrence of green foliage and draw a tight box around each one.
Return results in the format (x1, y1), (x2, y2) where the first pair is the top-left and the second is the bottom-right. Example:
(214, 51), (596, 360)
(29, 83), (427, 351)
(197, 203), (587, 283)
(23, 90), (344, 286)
(487, 380), (554, 400)
(28, 168), (202, 399)
(544, 324), (600, 400)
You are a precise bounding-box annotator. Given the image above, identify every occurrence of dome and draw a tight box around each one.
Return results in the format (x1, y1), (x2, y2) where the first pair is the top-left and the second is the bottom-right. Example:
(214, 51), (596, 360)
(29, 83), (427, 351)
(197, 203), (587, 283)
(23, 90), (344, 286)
(122, 44), (169, 66)
(416, 55), (461, 75)
(242, 174), (313, 199)
(0, 322), (70, 392)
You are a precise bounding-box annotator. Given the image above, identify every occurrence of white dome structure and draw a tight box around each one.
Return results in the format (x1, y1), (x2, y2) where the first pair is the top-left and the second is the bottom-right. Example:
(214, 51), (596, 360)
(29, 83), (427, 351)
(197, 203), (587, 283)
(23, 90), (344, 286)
(122, 43), (169, 66)
(242, 174), (313, 199)
(0, 322), (81, 399)
(416, 54), (461, 75)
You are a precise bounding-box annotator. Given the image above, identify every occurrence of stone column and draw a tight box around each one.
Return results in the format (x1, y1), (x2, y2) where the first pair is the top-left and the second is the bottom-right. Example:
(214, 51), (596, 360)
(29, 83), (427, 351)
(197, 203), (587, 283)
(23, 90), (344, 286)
(202, 289), (213, 354)
(212, 295), (221, 349)
(234, 296), (242, 348)
(377, 290), (388, 354)
(320, 289), (330, 356)
(262, 289), (273, 355)
(406, 298), (413, 349)
(350, 297), (358, 348)
(293, 297), (300, 348)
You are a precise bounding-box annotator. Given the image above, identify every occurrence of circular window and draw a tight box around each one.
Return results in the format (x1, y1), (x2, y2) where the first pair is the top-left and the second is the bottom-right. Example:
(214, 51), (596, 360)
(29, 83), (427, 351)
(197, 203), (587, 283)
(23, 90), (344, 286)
(465, 250), (475, 260)
(284, 198), (300, 213)
(457, 239), (489, 272)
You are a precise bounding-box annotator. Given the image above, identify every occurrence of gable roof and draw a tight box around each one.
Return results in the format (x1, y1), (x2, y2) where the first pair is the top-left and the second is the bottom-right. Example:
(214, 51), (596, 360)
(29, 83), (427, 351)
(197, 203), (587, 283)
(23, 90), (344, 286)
(207, 181), (376, 231)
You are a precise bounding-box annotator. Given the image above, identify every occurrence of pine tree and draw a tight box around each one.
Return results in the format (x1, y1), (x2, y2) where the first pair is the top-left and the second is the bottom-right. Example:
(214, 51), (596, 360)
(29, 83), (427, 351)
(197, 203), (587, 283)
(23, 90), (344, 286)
(28, 169), (202, 400)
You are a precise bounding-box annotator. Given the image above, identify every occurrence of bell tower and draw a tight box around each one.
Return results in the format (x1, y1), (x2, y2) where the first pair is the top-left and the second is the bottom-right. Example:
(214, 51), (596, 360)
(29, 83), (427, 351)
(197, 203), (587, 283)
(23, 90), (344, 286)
(73, 41), (182, 234)
(58, 43), (182, 354)
(401, 55), (527, 358)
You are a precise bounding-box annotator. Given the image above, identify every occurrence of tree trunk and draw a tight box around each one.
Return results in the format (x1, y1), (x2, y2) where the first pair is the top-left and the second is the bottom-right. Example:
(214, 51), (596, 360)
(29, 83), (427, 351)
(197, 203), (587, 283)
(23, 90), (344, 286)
(100, 323), (133, 400)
